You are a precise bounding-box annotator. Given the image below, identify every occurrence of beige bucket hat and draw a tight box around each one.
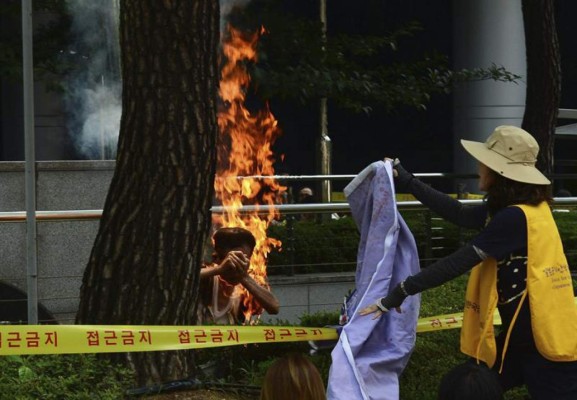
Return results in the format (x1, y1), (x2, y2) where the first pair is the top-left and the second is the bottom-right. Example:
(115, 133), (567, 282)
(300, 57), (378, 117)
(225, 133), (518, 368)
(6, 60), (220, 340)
(460, 125), (551, 185)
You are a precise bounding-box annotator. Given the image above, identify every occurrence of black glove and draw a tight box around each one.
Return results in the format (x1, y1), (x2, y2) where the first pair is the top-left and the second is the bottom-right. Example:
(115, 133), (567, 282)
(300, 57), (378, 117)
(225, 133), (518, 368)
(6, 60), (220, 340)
(393, 161), (416, 192)
(377, 283), (408, 312)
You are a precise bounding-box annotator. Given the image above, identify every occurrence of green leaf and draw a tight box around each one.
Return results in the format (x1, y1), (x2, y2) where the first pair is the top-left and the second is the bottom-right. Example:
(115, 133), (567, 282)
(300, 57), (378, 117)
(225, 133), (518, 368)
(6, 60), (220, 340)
(17, 366), (35, 381)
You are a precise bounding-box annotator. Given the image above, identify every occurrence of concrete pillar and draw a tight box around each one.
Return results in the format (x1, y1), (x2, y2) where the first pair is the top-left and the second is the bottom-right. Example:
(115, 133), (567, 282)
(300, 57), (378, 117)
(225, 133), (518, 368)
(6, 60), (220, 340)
(452, 0), (526, 191)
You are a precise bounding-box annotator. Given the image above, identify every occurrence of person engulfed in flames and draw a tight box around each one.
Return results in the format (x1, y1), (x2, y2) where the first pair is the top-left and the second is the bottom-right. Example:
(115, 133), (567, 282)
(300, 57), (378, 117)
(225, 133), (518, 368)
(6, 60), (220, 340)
(196, 227), (279, 325)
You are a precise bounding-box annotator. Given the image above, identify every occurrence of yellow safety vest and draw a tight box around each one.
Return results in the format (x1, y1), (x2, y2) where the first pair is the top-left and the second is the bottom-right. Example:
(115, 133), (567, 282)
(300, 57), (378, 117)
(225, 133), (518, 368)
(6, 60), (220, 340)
(460, 202), (577, 369)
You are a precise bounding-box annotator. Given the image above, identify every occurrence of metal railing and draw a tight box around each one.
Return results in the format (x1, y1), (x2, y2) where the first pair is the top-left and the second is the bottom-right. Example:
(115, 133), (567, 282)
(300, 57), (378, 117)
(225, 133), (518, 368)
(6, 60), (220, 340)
(2, 197), (577, 222)
(2, 198), (575, 276)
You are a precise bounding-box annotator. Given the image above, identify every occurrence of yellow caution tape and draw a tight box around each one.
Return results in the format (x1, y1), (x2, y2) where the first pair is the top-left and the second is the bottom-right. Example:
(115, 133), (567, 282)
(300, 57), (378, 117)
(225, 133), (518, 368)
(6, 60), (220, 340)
(8, 298), (577, 355)
(0, 311), (493, 356)
(416, 309), (501, 333)
(417, 297), (577, 333)
(0, 325), (337, 356)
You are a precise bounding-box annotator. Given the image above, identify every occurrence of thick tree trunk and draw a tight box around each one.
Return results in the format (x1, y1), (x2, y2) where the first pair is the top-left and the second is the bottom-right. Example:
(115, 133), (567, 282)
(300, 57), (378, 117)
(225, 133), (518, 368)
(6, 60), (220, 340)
(76, 0), (220, 385)
(521, 0), (560, 176)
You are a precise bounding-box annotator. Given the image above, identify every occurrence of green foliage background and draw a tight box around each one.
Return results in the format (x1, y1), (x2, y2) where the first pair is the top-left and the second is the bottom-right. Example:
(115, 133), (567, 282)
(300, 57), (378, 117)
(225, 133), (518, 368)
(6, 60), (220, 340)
(226, 0), (519, 114)
(0, 354), (133, 399)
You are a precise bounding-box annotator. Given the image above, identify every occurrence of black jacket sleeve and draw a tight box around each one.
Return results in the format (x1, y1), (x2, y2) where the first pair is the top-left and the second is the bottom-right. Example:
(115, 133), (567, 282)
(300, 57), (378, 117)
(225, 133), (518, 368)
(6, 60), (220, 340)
(379, 245), (483, 310)
(395, 163), (487, 230)
(402, 245), (483, 295)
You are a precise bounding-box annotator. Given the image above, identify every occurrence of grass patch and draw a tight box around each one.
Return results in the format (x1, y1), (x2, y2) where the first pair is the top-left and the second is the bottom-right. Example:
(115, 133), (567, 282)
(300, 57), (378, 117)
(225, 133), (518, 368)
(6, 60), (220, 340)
(0, 354), (134, 399)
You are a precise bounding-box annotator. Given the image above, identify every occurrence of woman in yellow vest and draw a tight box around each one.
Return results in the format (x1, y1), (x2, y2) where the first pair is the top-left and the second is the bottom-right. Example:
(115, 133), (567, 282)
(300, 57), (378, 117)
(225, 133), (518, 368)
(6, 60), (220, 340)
(360, 126), (577, 399)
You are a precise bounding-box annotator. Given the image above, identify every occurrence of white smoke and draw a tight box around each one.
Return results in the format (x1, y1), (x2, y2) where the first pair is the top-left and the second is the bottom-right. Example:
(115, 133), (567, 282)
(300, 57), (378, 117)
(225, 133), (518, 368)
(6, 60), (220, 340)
(63, 0), (250, 159)
(64, 0), (121, 160)
(77, 84), (121, 159)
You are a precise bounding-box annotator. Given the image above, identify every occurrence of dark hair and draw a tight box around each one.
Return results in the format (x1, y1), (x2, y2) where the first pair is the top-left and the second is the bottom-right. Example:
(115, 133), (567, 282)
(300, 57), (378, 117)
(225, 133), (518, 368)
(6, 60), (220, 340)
(438, 362), (503, 400)
(260, 353), (325, 400)
(212, 227), (256, 253)
(485, 172), (552, 216)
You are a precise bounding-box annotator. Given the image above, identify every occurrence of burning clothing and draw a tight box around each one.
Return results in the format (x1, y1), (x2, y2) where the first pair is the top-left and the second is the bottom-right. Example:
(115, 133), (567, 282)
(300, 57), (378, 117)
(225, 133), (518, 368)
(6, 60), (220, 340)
(196, 248), (279, 325)
(327, 161), (420, 400)
(196, 274), (243, 325)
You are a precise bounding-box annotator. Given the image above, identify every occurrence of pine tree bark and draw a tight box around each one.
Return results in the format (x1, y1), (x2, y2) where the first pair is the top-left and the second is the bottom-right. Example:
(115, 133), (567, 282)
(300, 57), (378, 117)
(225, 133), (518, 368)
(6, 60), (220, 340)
(521, 0), (561, 175)
(76, 0), (220, 385)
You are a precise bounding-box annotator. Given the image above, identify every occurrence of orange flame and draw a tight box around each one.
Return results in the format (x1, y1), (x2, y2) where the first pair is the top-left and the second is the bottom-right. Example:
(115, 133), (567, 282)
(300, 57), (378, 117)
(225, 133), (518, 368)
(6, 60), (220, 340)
(215, 25), (286, 323)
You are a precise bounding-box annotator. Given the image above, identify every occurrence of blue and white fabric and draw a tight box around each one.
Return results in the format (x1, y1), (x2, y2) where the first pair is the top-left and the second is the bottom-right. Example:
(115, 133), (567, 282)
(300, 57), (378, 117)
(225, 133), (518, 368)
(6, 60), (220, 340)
(327, 160), (421, 400)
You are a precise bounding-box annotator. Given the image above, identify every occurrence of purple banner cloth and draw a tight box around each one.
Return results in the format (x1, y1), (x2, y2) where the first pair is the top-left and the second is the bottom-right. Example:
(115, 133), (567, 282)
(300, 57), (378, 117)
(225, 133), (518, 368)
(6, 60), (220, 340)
(327, 161), (421, 400)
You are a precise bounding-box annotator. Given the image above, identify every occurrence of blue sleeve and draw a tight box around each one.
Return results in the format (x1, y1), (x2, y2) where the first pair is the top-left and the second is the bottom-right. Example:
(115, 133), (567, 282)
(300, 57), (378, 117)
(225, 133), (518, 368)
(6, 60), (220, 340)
(470, 206), (527, 260)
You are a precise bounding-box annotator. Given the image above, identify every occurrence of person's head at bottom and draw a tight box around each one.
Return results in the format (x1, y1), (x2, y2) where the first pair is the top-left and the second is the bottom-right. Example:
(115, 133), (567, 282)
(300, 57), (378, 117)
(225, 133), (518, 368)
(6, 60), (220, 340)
(438, 361), (503, 400)
(260, 353), (325, 400)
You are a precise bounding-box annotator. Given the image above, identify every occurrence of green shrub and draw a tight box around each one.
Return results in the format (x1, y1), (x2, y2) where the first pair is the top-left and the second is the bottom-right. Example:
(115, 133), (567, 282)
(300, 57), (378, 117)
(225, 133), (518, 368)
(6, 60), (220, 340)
(0, 354), (134, 399)
(298, 310), (340, 327)
(553, 207), (577, 270)
(267, 217), (360, 275)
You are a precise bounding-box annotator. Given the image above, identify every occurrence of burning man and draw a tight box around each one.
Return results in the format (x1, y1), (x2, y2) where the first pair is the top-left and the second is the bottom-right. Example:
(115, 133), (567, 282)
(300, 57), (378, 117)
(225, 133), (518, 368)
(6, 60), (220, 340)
(196, 227), (279, 325)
